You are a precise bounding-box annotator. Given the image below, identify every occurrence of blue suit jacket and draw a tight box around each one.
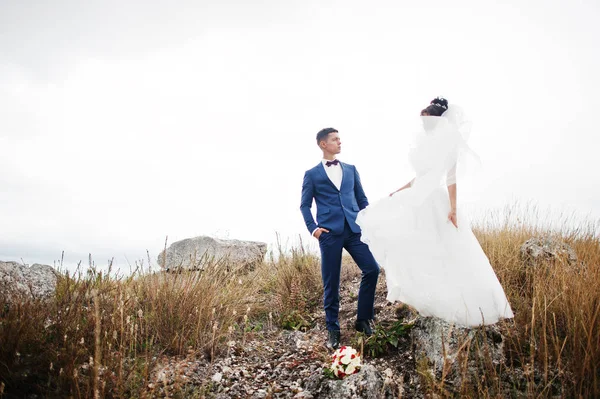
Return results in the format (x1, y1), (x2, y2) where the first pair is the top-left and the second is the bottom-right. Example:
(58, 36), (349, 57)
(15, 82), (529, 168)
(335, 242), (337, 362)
(300, 161), (369, 235)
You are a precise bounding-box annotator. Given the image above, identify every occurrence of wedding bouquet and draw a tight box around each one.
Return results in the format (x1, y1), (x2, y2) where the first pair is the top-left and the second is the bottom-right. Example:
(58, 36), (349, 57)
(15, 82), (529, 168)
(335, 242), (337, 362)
(329, 346), (361, 378)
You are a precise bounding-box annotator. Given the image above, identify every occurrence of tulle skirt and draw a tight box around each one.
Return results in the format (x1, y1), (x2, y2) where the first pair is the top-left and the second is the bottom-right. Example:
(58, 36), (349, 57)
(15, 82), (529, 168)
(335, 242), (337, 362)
(356, 187), (514, 326)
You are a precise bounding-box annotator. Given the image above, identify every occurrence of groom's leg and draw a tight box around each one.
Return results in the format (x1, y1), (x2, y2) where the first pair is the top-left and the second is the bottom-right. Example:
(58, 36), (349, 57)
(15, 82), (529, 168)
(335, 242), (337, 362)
(319, 231), (344, 331)
(343, 223), (380, 321)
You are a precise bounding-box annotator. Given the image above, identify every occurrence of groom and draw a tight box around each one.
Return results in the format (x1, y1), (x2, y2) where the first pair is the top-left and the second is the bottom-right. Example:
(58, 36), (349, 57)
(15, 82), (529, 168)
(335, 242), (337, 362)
(300, 127), (380, 349)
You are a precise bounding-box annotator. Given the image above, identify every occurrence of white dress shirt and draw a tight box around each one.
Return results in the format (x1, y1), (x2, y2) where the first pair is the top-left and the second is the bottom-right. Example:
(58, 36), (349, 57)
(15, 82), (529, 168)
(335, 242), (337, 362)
(321, 158), (343, 190)
(312, 158), (343, 237)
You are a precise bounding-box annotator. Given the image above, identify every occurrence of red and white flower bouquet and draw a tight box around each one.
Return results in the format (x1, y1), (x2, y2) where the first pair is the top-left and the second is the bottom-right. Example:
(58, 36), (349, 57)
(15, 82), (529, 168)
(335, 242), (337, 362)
(330, 346), (362, 379)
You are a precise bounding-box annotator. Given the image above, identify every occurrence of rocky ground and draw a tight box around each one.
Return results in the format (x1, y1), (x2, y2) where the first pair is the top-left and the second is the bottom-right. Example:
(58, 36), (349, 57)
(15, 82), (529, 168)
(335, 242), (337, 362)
(0, 260), (521, 398)
(2, 236), (582, 398)
(144, 270), (436, 398)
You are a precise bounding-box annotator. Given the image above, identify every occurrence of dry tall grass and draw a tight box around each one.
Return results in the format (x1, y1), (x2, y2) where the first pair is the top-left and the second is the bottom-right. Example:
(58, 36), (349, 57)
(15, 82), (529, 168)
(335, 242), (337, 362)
(464, 207), (599, 398)
(409, 207), (599, 398)
(1, 208), (599, 397)
(0, 242), (323, 398)
(251, 241), (323, 330)
(0, 255), (256, 397)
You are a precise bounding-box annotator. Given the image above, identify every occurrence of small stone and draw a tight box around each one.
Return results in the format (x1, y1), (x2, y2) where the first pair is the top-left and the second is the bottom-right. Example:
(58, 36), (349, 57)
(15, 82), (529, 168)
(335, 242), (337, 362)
(294, 392), (314, 399)
(222, 366), (233, 374)
(212, 372), (223, 383)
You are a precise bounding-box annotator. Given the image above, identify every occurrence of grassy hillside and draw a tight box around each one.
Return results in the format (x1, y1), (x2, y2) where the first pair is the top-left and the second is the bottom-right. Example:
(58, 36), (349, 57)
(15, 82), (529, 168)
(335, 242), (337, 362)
(1, 214), (598, 398)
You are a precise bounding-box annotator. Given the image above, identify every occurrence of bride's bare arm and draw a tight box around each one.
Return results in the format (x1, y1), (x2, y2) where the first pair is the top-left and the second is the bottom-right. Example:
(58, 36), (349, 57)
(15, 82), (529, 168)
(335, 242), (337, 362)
(447, 163), (458, 227)
(389, 178), (414, 196)
(447, 183), (458, 227)
(447, 183), (457, 210)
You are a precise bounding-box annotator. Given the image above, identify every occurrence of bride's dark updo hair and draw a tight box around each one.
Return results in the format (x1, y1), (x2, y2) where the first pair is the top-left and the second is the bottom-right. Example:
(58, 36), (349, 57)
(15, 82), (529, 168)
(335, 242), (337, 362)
(421, 97), (448, 116)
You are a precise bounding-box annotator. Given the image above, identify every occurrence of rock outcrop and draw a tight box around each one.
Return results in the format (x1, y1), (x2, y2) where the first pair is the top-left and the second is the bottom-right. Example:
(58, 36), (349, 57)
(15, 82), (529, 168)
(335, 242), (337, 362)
(0, 261), (58, 301)
(520, 237), (577, 266)
(157, 236), (267, 271)
(411, 316), (506, 389)
(304, 365), (396, 398)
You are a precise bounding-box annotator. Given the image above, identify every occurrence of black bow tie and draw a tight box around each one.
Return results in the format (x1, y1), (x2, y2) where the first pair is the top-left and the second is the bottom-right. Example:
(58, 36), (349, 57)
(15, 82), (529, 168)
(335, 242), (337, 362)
(325, 159), (339, 167)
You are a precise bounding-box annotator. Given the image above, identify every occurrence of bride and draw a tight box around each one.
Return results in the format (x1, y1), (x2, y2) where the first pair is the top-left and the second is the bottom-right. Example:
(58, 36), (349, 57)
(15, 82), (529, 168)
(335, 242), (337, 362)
(356, 97), (514, 326)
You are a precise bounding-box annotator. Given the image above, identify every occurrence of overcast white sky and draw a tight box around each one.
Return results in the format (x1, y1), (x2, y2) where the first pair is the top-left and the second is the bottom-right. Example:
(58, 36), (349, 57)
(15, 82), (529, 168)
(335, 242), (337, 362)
(1, 0), (599, 272)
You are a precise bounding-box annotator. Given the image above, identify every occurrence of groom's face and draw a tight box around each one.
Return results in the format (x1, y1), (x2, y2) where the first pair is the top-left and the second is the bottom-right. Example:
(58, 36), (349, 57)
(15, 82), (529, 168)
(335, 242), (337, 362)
(321, 132), (342, 155)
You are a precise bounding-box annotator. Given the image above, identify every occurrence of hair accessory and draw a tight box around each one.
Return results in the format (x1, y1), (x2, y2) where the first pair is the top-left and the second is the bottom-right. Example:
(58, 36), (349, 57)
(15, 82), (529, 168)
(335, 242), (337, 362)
(430, 97), (448, 110)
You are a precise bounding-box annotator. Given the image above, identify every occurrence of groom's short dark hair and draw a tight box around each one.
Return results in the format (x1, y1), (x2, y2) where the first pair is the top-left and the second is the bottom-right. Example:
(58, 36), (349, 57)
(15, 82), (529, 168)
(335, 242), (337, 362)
(316, 128), (338, 145)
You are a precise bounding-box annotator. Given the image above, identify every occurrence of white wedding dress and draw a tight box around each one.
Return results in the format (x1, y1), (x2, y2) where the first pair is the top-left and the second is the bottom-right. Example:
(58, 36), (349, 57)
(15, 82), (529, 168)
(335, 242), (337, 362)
(356, 107), (514, 326)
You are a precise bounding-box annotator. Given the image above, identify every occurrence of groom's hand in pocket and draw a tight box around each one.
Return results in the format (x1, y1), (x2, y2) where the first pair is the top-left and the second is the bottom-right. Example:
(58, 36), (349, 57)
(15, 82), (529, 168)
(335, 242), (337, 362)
(313, 228), (330, 239)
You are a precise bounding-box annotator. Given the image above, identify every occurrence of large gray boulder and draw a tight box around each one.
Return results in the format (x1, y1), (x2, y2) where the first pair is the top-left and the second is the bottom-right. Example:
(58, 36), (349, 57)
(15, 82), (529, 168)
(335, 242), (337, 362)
(520, 237), (577, 266)
(0, 261), (58, 301)
(411, 317), (506, 390)
(157, 236), (267, 271)
(303, 365), (396, 399)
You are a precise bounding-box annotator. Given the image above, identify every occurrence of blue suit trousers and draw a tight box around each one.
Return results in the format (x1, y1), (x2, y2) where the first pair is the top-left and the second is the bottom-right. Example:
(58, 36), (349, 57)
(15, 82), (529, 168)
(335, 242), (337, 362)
(319, 219), (379, 331)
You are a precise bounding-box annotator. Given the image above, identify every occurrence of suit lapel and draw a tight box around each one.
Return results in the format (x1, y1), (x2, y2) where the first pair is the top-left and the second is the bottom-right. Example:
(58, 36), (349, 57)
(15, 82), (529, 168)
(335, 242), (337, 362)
(339, 162), (348, 191)
(317, 162), (340, 191)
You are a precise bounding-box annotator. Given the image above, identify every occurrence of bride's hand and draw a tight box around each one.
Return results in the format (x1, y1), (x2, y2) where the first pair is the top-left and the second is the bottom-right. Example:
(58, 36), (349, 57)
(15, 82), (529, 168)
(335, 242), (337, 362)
(448, 209), (458, 228)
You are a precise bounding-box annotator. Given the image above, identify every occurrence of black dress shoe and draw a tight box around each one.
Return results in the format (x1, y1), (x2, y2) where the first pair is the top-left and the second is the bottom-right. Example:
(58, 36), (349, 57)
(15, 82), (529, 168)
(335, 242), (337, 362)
(354, 319), (374, 336)
(327, 330), (341, 350)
